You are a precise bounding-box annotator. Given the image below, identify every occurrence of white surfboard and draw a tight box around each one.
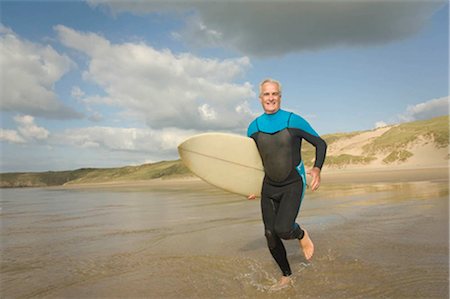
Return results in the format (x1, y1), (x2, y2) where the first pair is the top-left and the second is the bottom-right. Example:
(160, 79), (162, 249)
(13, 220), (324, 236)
(178, 133), (264, 197)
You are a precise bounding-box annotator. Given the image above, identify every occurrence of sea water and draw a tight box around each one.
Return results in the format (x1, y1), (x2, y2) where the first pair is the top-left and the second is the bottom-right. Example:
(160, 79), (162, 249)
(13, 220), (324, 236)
(1, 179), (448, 298)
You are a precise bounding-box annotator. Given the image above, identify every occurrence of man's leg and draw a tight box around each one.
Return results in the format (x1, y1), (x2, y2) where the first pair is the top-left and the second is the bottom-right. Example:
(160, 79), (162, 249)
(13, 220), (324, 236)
(261, 186), (292, 277)
(274, 181), (314, 260)
(261, 191), (294, 291)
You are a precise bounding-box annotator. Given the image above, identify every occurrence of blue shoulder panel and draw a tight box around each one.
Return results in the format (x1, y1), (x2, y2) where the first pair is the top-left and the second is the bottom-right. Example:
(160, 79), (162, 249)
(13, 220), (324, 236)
(288, 114), (319, 136)
(247, 119), (259, 137)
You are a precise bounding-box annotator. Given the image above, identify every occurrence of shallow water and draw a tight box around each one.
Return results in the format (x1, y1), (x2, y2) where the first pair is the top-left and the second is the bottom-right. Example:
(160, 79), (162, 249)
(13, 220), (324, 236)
(1, 179), (448, 298)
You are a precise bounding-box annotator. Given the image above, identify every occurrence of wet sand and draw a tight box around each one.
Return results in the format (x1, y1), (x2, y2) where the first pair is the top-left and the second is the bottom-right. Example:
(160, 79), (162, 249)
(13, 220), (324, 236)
(1, 167), (448, 298)
(58, 166), (449, 189)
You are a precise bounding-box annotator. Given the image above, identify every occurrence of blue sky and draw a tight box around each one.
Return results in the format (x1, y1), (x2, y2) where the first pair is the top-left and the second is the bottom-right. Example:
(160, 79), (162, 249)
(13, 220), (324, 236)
(0, 0), (448, 172)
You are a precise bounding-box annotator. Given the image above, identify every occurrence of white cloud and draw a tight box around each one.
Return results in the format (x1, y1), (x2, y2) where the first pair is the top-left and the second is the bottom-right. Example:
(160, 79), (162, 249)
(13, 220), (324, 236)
(198, 103), (217, 121)
(0, 129), (26, 144)
(171, 16), (223, 49)
(0, 27), (82, 119)
(1, 115), (50, 144)
(88, 0), (445, 56)
(374, 121), (388, 129)
(56, 126), (199, 157)
(55, 25), (255, 131)
(14, 115), (50, 140)
(398, 96), (449, 122)
(375, 96), (449, 128)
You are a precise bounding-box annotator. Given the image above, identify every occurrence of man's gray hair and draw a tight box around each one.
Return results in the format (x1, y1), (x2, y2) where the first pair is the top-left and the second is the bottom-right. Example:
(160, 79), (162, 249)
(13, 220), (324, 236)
(259, 78), (282, 95)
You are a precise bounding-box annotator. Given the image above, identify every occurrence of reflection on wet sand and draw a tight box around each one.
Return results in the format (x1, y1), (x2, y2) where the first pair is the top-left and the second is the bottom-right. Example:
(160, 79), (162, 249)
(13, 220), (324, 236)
(1, 168), (448, 298)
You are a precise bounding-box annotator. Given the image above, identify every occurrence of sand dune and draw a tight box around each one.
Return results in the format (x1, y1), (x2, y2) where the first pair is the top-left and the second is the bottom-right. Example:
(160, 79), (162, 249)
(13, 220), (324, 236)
(313, 115), (449, 170)
(325, 129), (448, 170)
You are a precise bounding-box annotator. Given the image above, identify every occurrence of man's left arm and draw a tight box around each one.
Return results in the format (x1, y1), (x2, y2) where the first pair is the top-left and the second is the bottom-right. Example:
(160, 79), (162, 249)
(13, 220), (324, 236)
(301, 131), (327, 191)
(289, 114), (327, 191)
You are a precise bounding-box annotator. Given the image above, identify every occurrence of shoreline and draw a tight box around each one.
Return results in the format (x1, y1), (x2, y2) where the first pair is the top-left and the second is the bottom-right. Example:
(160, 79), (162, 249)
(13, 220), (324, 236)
(51, 166), (448, 190)
(321, 166), (448, 184)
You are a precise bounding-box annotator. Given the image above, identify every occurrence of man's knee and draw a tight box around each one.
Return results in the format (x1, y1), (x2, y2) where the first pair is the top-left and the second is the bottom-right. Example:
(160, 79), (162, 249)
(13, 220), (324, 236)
(276, 230), (292, 240)
(265, 229), (277, 249)
(275, 222), (303, 240)
(274, 225), (294, 240)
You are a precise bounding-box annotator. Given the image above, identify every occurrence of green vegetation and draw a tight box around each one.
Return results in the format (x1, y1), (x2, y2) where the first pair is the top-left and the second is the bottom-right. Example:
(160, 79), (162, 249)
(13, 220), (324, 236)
(326, 154), (377, 167)
(321, 131), (362, 145)
(301, 130), (371, 167)
(0, 168), (95, 188)
(301, 142), (316, 167)
(363, 115), (449, 155)
(0, 160), (192, 188)
(302, 115), (448, 168)
(382, 150), (414, 164)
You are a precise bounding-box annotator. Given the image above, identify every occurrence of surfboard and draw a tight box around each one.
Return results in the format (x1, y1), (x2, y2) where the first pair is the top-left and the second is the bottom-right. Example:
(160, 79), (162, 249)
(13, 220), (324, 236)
(178, 133), (264, 197)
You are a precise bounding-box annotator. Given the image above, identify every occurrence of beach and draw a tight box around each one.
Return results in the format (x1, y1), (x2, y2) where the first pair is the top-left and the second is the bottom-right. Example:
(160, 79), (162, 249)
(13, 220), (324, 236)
(1, 167), (448, 298)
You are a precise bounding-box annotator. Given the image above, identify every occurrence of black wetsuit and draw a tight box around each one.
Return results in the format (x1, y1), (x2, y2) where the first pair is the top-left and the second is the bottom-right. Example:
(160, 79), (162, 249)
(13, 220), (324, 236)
(247, 109), (327, 276)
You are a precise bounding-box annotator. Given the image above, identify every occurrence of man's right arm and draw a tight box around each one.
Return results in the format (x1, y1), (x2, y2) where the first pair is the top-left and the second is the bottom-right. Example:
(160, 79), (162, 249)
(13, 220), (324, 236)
(247, 119), (259, 199)
(247, 119), (258, 138)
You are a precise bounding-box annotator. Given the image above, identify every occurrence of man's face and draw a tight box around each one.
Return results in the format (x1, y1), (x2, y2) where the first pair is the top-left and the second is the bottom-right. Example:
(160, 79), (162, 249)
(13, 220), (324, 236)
(259, 82), (281, 114)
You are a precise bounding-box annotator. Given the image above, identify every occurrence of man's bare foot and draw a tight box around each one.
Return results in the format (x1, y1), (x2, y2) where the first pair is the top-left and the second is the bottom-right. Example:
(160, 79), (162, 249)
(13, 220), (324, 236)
(268, 276), (292, 292)
(299, 229), (314, 260)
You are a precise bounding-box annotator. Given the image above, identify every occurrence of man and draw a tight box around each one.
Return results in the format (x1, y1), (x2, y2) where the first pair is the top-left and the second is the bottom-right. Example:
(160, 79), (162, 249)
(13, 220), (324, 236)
(247, 78), (327, 290)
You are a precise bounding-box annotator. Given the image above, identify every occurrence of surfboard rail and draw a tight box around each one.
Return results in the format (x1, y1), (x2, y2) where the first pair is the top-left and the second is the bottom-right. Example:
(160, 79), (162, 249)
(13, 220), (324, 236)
(178, 133), (264, 197)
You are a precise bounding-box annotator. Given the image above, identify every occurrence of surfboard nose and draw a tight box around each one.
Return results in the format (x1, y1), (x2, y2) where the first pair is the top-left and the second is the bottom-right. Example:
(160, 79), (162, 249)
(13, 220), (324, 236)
(177, 133), (264, 197)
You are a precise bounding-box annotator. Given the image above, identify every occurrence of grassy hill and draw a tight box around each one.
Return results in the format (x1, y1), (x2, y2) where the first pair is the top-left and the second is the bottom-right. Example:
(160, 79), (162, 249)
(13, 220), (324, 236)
(1, 115), (448, 188)
(302, 115), (448, 168)
(0, 160), (192, 188)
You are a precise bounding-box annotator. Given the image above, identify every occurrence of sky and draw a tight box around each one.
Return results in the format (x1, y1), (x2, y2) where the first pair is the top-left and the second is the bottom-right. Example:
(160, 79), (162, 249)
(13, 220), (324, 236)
(0, 0), (448, 172)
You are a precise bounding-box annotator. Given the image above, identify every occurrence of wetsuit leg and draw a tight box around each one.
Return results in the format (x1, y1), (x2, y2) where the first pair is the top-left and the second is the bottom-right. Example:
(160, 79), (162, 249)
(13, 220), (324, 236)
(261, 184), (292, 276)
(274, 181), (305, 241)
(261, 181), (306, 276)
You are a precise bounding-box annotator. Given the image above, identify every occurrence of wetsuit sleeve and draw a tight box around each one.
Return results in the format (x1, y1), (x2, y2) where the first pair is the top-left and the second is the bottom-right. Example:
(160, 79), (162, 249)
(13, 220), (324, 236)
(301, 131), (327, 169)
(289, 114), (327, 169)
(247, 119), (259, 137)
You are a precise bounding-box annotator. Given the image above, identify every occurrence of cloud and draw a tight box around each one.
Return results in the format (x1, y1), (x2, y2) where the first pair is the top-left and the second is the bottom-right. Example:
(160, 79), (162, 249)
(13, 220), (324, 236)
(198, 103), (217, 121)
(0, 129), (26, 144)
(55, 25), (256, 131)
(398, 96), (449, 122)
(0, 115), (50, 144)
(374, 121), (388, 129)
(374, 96), (449, 128)
(88, 0), (445, 56)
(0, 26), (83, 119)
(56, 126), (199, 158)
(14, 115), (50, 140)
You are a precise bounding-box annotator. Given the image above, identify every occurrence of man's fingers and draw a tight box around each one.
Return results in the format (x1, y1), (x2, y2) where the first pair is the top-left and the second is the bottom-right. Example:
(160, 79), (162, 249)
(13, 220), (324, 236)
(310, 177), (320, 191)
(307, 167), (321, 191)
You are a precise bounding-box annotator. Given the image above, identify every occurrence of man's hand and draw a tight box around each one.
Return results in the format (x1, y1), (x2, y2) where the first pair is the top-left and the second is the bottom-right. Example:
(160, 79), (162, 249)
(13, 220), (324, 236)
(307, 167), (321, 191)
(247, 194), (257, 200)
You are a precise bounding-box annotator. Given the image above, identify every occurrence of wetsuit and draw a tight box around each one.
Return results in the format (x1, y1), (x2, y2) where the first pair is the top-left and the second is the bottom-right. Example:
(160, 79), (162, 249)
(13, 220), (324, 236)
(247, 109), (327, 276)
